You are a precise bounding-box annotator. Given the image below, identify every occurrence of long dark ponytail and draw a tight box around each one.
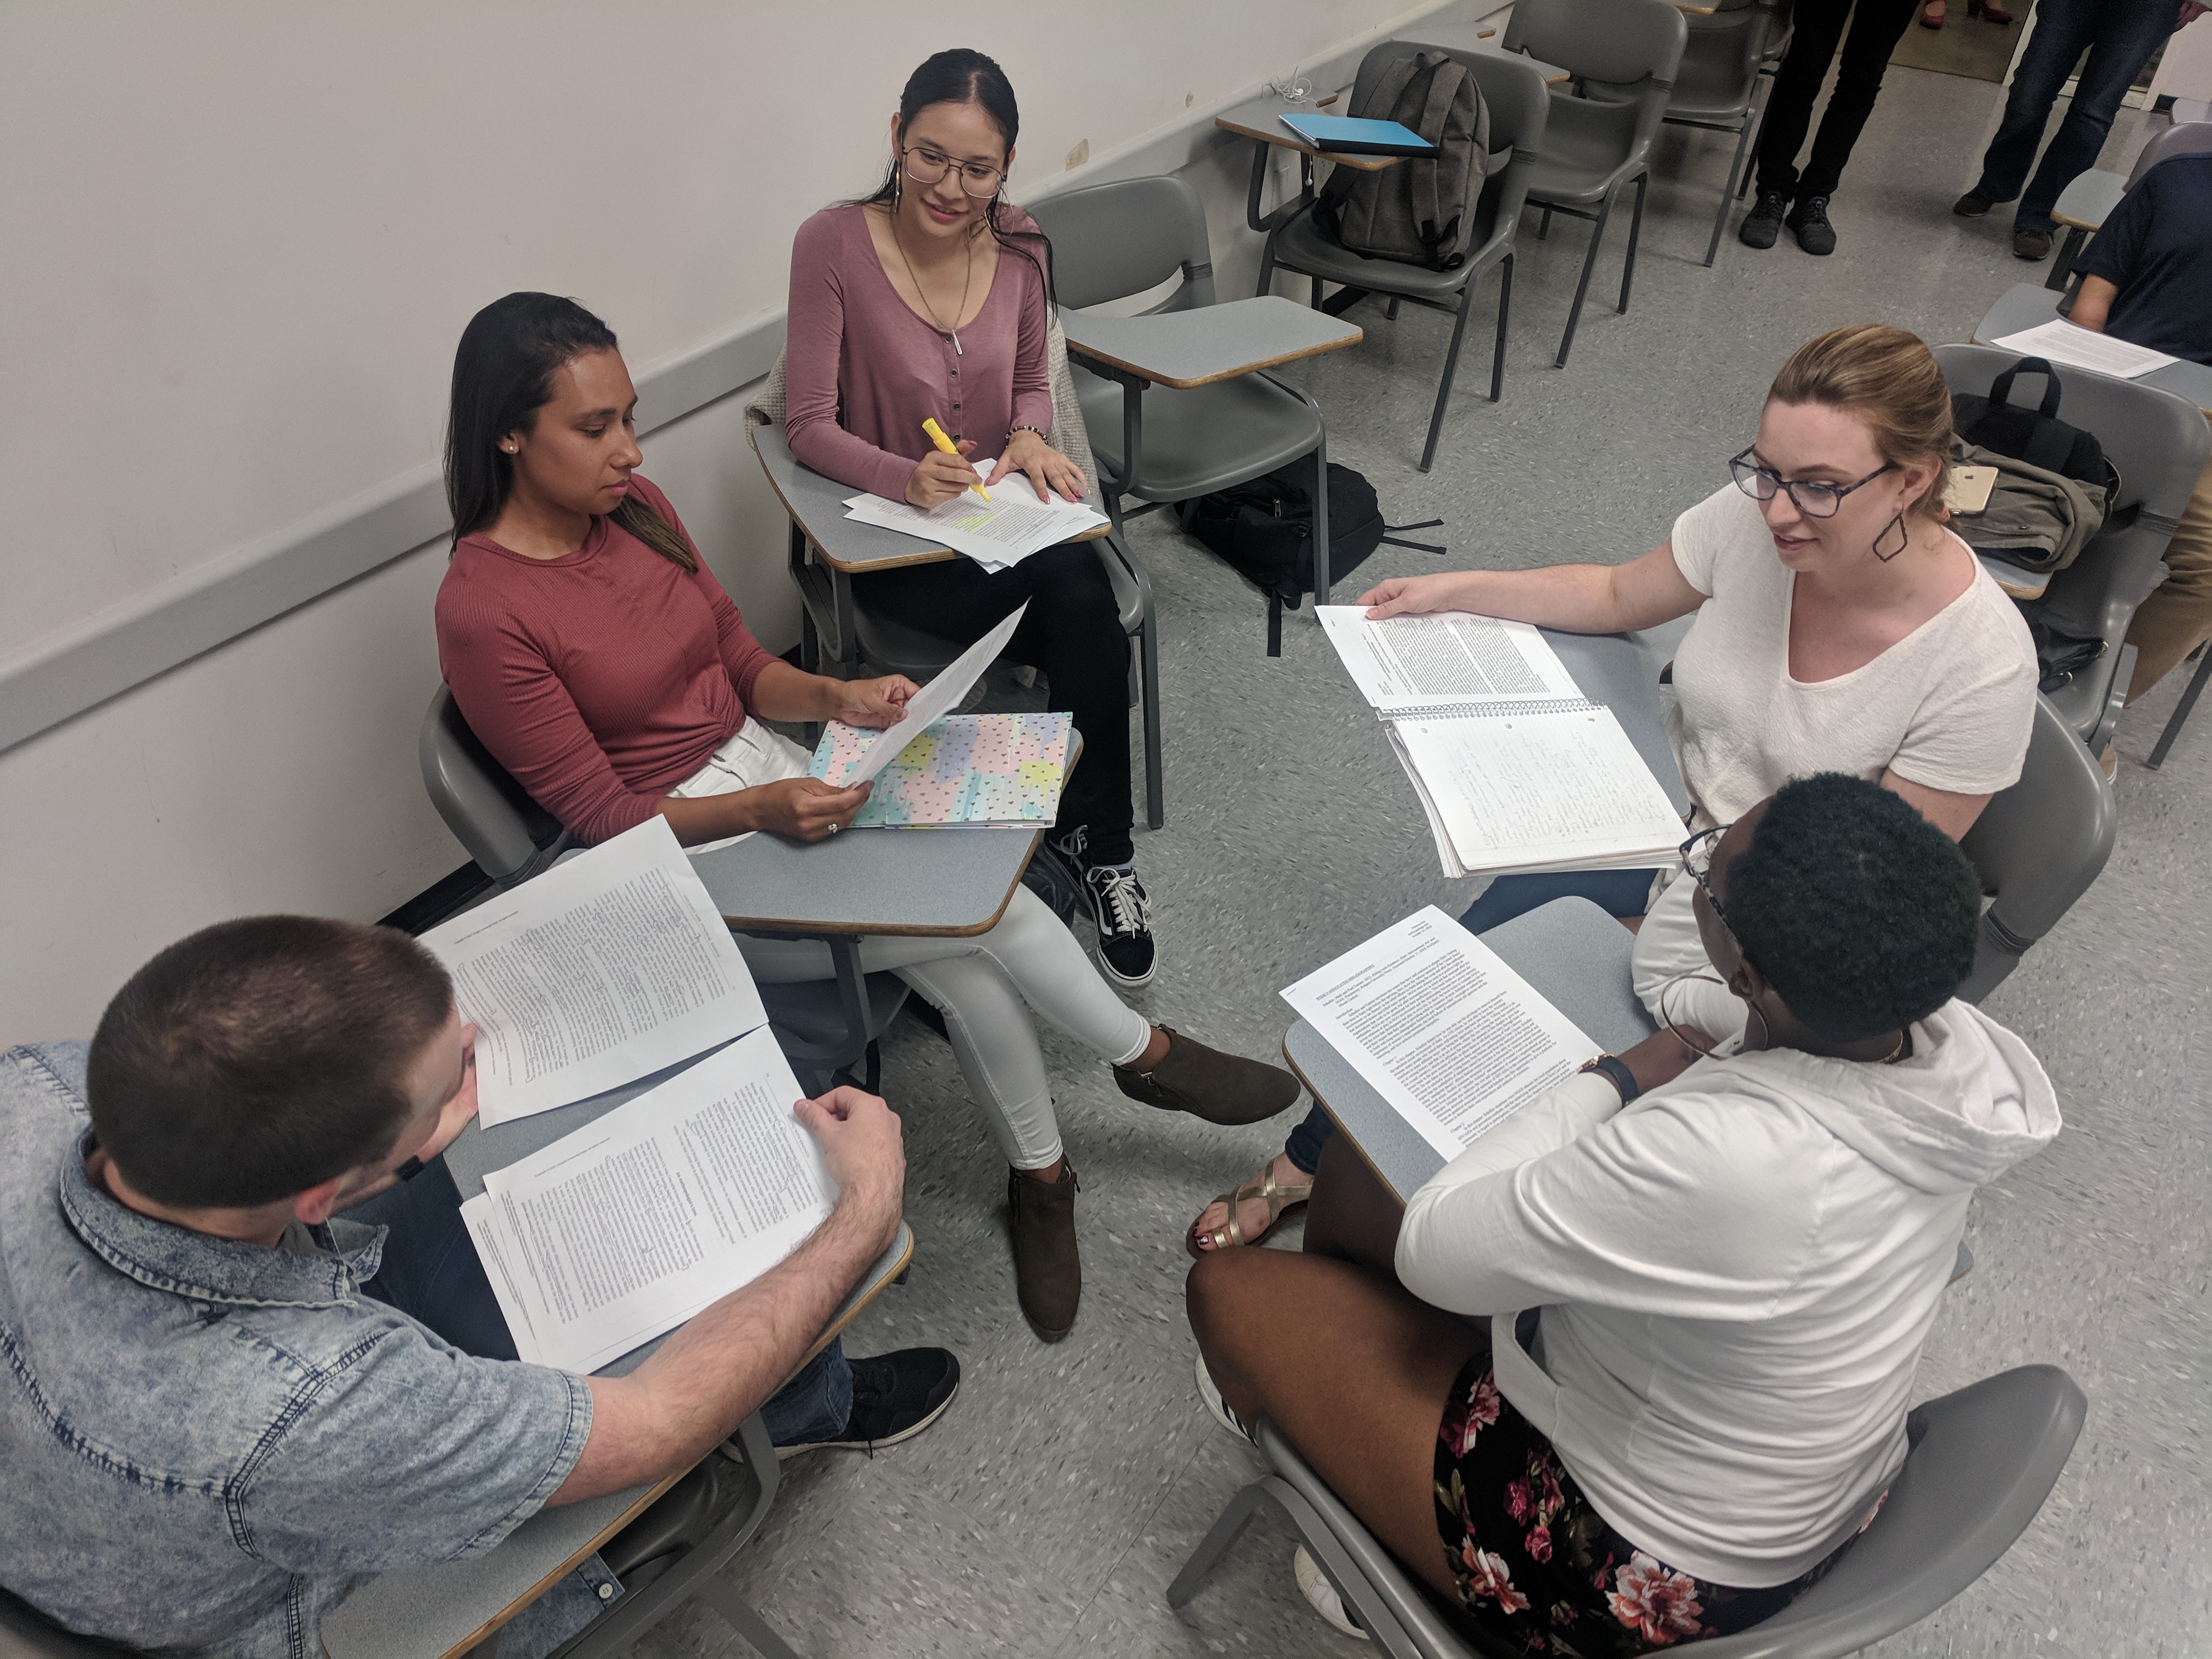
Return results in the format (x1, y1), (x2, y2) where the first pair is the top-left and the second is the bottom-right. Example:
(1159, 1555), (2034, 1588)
(444, 292), (698, 572)
(853, 49), (1054, 305)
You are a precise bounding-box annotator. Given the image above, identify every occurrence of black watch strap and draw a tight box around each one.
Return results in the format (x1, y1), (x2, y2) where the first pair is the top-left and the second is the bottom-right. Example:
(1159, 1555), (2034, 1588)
(1579, 1053), (1640, 1104)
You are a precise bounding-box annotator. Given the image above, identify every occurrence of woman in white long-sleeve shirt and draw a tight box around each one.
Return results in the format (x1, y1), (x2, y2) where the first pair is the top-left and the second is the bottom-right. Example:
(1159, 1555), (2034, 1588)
(1187, 775), (2060, 1654)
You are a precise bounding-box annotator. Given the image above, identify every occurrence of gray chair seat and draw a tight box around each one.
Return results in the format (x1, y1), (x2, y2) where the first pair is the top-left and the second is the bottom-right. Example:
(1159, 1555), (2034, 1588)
(1073, 367), (1323, 503)
(1522, 97), (1648, 205)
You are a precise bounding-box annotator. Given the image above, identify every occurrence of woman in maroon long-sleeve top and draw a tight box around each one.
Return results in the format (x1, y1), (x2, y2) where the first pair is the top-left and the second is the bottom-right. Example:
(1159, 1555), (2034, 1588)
(784, 48), (1158, 991)
(433, 292), (1299, 1338)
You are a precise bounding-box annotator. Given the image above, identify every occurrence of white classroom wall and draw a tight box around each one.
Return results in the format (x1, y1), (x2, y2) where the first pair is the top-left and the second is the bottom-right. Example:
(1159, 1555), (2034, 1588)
(0, 0), (1444, 1043)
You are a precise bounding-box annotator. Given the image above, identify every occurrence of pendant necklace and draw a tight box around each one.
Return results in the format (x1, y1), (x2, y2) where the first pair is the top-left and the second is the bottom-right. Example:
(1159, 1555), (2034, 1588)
(891, 210), (974, 356)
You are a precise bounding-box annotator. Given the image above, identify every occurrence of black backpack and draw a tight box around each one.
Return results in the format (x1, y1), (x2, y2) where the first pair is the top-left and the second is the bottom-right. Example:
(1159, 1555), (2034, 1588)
(1952, 358), (2121, 514)
(1176, 461), (1445, 654)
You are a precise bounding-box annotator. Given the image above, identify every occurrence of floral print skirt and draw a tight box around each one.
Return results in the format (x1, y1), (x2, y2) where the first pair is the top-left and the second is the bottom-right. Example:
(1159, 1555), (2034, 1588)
(1431, 1353), (1874, 1654)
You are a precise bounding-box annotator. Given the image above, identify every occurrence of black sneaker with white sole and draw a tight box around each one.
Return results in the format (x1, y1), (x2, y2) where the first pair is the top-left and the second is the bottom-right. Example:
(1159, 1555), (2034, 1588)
(1081, 863), (1157, 987)
(772, 1347), (961, 1458)
(1739, 189), (1788, 249)
(1787, 194), (1837, 256)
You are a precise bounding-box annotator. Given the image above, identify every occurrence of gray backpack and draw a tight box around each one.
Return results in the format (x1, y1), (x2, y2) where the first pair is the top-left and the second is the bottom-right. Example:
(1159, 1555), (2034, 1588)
(1314, 50), (1491, 270)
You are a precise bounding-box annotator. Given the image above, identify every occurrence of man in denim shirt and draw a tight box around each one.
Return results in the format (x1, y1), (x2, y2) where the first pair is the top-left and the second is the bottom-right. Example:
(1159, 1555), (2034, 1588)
(0, 916), (956, 1657)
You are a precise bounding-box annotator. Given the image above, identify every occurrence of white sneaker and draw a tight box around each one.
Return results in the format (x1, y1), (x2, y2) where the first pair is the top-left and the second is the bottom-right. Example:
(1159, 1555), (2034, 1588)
(1295, 1546), (1369, 1640)
(1194, 1351), (1255, 1443)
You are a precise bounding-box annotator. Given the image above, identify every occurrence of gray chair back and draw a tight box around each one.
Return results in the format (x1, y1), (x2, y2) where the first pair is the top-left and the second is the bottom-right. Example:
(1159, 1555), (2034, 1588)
(419, 685), (574, 889)
(1026, 175), (1216, 314)
(1219, 1364), (2082, 1659)
(2123, 119), (2212, 190)
(1673, 0), (1781, 116)
(1934, 344), (2212, 743)
(1958, 692), (2116, 1002)
(1505, 0), (1686, 160)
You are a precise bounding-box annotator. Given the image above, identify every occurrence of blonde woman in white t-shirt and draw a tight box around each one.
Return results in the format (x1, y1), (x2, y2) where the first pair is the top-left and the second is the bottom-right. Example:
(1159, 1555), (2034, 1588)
(1188, 323), (2037, 1257)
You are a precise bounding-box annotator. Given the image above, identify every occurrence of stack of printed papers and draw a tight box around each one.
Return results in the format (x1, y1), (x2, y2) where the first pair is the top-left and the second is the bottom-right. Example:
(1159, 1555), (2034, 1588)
(843, 461), (1108, 572)
(811, 711), (1073, 827)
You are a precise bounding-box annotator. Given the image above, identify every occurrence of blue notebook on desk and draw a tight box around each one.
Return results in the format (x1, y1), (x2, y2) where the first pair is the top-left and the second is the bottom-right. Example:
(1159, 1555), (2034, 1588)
(1279, 113), (1437, 156)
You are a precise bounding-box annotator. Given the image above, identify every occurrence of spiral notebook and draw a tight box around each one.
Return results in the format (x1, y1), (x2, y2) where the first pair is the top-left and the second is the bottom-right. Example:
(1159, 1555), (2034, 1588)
(1317, 608), (1684, 878)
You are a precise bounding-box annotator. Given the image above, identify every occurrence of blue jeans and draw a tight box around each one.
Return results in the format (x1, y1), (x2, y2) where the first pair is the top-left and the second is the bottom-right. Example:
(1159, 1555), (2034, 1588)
(352, 1160), (852, 1445)
(1972, 0), (2176, 231)
(1281, 869), (1661, 1175)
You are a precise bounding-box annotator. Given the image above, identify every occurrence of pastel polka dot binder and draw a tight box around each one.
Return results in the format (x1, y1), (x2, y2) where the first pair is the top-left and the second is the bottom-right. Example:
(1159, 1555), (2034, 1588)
(808, 711), (1075, 828)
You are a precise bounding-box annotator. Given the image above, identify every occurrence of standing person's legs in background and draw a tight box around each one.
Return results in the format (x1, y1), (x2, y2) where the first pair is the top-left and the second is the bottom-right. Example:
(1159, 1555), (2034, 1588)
(1742, 1), (1854, 247)
(1186, 867), (1658, 1254)
(2013, 3), (2178, 235)
(2125, 450), (2212, 701)
(1962, 0), (2109, 224)
(1797, 0), (1921, 197)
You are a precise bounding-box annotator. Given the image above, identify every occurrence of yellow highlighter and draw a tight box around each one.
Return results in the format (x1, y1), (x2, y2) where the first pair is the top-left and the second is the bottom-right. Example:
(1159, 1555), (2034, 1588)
(922, 416), (989, 502)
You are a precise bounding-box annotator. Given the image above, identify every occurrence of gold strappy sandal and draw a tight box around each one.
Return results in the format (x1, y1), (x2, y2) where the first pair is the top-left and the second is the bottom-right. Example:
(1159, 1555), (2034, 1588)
(1186, 1163), (1316, 1258)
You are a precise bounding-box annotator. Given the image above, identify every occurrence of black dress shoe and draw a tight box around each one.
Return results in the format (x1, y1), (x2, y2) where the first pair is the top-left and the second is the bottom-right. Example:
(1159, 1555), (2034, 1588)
(1953, 190), (1995, 217)
(1739, 190), (1789, 249)
(2013, 226), (2054, 260)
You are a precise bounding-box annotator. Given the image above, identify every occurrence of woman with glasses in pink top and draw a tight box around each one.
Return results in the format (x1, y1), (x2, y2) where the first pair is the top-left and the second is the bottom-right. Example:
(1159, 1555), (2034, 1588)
(783, 49), (1161, 993)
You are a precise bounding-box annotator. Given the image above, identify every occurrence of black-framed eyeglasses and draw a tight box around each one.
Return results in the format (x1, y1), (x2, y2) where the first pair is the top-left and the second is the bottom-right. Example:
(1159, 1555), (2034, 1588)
(1679, 824), (1733, 931)
(901, 143), (1008, 197)
(1729, 448), (1894, 519)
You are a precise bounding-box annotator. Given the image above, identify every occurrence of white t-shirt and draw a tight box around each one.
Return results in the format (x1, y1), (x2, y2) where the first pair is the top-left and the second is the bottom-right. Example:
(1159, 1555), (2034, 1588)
(1665, 484), (2037, 827)
(1632, 485), (2038, 1044)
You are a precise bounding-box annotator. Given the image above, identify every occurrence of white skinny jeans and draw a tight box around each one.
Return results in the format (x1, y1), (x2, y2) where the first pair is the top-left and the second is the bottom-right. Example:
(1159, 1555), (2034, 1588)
(672, 721), (1152, 1170)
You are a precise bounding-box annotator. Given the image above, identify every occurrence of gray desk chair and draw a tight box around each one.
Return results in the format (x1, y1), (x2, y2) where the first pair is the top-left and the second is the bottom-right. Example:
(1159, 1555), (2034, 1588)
(1025, 175), (1337, 648)
(1958, 691), (2117, 1001)
(1661, 0), (1787, 266)
(1934, 344), (2212, 754)
(2047, 120), (2212, 291)
(1173, 1366), (2084, 1659)
(1501, 0), (1687, 367)
(416, 686), (910, 1093)
(748, 331), (1165, 830)
(1249, 43), (1550, 472)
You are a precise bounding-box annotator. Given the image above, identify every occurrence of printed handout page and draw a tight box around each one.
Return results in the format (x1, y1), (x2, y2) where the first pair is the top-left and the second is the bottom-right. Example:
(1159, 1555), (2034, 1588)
(418, 817), (768, 1128)
(1392, 707), (1685, 876)
(1316, 608), (1587, 712)
(1989, 318), (2178, 381)
(826, 602), (1029, 787)
(460, 1026), (837, 1373)
(844, 462), (1108, 570)
(1283, 906), (1597, 1159)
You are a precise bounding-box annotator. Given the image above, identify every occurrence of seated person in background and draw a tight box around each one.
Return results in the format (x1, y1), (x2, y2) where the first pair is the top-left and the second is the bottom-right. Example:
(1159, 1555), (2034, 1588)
(1189, 323), (2036, 1255)
(1189, 775), (2061, 1654)
(784, 49), (1162, 986)
(433, 292), (1297, 1338)
(2067, 150), (2212, 705)
(0, 917), (945, 1658)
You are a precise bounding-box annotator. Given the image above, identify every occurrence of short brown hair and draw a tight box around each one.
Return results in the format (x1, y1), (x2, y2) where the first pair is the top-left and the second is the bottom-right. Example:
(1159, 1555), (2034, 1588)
(1768, 324), (1954, 519)
(87, 917), (454, 1209)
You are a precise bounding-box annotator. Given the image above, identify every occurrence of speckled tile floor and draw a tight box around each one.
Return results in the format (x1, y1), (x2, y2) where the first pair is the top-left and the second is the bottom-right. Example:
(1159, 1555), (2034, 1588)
(614, 68), (2208, 1659)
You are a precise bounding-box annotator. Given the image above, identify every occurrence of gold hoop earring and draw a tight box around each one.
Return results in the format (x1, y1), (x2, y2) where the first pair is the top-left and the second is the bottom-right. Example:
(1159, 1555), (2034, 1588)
(1656, 973), (1731, 1057)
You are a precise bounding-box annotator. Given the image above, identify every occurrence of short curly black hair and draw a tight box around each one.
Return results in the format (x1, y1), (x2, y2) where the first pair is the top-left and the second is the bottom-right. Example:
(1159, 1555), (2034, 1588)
(1720, 774), (1983, 1042)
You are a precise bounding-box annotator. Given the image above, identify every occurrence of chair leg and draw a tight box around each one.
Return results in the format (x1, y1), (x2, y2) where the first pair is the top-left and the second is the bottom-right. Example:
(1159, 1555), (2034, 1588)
(1166, 1480), (1275, 1608)
(1311, 273), (1324, 311)
(1538, 203), (1553, 239)
(1556, 191), (1617, 369)
(2048, 227), (2087, 292)
(1738, 95), (1770, 198)
(689, 1579), (804, 1659)
(1256, 234), (1279, 299)
(1708, 104), (1760, 267)
(1139, 607), (1164, 829)
(2146, 642), (2212, 770)
(1420, 280), (1480, 473)
(1104, 488), (1128, 540)
(1618, 173), (1648, 314)
(1385, 295), (1401, 320)
(1491, 252), (1514, 404)
(1311, 434), (1332, 609)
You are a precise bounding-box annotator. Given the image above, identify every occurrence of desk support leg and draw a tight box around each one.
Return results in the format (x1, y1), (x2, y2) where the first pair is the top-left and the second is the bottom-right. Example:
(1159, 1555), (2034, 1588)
(2147, 643), (2211, 770)
(827, 937), (876, 1089)
(690, 1579), (803, 1659)
(830, 569), (858, 682)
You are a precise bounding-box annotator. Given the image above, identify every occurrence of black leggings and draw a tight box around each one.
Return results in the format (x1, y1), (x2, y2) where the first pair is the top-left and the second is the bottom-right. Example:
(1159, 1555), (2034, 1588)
(854, 543), (1135, 864)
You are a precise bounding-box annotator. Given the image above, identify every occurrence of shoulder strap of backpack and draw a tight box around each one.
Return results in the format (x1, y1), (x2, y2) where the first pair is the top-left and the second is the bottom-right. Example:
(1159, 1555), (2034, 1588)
(1411, 57), (1472, 260)
(1355, 51), (1426, 123)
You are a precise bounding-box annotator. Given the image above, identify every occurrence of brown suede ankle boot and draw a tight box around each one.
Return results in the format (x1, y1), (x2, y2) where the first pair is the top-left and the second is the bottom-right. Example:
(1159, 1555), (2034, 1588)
(1008, 1162), (1081, 1339)
(1113, 1027), (1302, 1126)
